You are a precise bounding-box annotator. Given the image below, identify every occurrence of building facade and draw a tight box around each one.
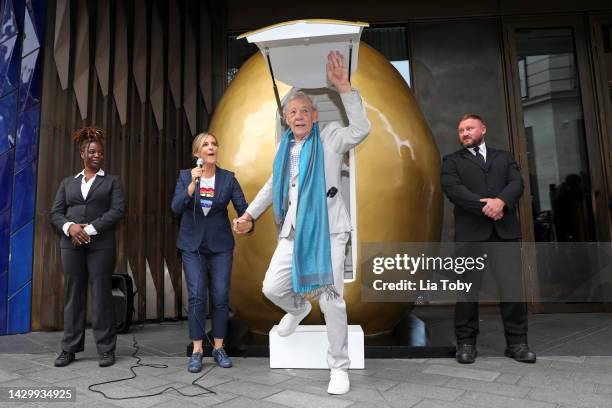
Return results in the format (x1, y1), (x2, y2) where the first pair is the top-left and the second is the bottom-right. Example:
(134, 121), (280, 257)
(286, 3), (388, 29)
(0, 0), (610, 334)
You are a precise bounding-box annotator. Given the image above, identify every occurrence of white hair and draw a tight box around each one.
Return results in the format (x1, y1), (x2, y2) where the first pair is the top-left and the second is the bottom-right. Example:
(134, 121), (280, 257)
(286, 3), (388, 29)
(282, 90), (317, 114)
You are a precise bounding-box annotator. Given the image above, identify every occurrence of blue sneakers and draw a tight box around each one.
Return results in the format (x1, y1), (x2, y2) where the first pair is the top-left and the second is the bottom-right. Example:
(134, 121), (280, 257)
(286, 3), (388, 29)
(187, 352), (204, 373)
(212, 347), (232, 368)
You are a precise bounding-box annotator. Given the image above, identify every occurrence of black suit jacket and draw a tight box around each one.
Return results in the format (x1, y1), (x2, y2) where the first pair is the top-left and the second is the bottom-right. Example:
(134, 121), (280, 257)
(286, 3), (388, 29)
(50, 173), (126, 249)
(441, 146), (524, 242)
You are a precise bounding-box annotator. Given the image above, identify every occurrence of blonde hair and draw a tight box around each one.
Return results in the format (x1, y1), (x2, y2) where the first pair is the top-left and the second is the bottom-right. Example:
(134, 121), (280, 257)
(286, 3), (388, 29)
(192, 132), (218, 158)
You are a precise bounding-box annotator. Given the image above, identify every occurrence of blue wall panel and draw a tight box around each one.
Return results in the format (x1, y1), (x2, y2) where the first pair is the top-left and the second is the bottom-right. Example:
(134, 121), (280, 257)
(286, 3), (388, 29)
(0, 36), (20, 98)
(14, 104), (39, 172)
(0, 0), (46, 335)
(0, 91), (17, 155)
(10, 162), (35, 237)
(8, 219), (33, 297)
(0, 210), (9, 277)
(0, 271), (6, 334)
(7, 280), (30, 334)
(0, 149), (14, 214)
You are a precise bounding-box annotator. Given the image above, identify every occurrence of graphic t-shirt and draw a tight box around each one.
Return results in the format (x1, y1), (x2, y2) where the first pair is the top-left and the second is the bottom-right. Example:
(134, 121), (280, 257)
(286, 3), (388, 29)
(199, 176), (215, 216)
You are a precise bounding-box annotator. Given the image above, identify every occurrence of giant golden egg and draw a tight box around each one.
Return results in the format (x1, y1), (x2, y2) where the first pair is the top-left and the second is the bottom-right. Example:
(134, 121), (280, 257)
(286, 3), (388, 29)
(210, 43), (442, 335)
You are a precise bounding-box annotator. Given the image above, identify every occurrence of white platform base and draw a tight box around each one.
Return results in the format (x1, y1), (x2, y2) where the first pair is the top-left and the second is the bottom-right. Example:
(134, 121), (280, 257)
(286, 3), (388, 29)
(269, 325), (364, 369)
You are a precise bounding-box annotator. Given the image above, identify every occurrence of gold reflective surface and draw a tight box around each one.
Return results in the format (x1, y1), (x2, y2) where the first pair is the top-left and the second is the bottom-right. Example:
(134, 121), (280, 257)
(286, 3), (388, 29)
(210, 43), (442, 335)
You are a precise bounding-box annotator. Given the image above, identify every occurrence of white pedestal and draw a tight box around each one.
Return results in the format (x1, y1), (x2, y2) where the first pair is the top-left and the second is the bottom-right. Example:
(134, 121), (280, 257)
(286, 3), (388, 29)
(269, 325), (364, 369)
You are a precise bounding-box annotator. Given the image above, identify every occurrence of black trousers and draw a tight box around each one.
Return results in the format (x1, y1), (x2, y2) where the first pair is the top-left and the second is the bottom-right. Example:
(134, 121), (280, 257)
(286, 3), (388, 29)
(60, 247), (116, 354)
(454, 231), (528, 346)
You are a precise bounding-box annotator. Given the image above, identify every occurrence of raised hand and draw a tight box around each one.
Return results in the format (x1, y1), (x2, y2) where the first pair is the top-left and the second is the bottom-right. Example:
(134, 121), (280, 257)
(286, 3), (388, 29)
(326, 51), (351, 93)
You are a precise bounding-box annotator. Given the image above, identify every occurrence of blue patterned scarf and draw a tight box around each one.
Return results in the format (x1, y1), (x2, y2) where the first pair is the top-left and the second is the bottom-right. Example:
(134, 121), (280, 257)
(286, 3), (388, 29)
(272, 123), (336, 297)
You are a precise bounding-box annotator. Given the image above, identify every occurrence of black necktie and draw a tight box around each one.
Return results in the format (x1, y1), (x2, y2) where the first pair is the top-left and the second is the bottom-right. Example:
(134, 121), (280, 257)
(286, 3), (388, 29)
(473, 146), (485, 164)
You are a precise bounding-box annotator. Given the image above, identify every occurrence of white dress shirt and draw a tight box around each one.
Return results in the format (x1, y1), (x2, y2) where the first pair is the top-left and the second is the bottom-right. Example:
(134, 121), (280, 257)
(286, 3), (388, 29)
(468, 141), (487, 162)
(61, 169), (105, 237)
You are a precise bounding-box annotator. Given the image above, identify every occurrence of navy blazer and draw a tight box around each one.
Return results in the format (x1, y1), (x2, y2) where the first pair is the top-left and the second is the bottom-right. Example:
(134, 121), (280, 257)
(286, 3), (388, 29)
(171, 166), (248, 253)
(50, 173), (125, 249)
(441, 146), (524, 242)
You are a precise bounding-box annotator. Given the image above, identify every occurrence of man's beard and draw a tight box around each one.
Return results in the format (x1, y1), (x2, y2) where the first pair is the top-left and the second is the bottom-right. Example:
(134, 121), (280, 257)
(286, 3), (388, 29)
(461, 135), (484, 148)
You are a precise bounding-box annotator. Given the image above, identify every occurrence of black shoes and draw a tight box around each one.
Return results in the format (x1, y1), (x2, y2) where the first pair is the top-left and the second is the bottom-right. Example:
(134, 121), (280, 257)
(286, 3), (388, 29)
(54, 351), (75, 367)
(99, 351), (116, 367)
(505, 343), (536, 363)
(456, 343), (477, 364)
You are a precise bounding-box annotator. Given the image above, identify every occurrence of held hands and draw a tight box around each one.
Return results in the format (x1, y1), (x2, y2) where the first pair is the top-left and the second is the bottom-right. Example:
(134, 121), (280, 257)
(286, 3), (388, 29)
(480, 198), (505, 221)
(326, 51), (351, 93)
(69, 223), (91, 245)
(232, 214), (253, 235)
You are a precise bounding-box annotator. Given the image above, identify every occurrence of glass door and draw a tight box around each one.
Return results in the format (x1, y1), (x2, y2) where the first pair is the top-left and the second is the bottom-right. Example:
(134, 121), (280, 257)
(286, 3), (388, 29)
(504, 18), (610, 311)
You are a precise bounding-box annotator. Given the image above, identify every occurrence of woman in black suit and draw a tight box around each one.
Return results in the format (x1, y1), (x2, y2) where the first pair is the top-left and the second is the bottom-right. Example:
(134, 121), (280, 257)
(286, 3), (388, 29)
(171, 132), (252, 373)
(50, 126), (125, 368)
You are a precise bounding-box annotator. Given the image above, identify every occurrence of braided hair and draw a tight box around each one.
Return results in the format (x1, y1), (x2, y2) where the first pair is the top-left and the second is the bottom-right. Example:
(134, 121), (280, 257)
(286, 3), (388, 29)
(72, 126), (105, 152)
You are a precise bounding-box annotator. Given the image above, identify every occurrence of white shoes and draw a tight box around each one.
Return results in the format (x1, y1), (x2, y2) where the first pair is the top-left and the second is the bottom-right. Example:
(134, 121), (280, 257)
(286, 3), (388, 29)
(327, 369), (350, 394)
(276, 302), (312, 337)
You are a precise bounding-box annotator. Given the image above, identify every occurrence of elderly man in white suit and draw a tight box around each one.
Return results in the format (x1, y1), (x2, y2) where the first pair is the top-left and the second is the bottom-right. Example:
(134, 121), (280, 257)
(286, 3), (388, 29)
(234, 50), (370, 395)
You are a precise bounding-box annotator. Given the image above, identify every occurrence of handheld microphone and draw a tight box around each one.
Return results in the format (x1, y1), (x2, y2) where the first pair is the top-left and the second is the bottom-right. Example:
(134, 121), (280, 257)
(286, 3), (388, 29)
(195, 158), (204, 183)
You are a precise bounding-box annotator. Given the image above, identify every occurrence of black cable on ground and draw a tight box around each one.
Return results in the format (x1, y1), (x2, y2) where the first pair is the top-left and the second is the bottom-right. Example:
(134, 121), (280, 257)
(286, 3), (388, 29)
(87, 334), (217, 400)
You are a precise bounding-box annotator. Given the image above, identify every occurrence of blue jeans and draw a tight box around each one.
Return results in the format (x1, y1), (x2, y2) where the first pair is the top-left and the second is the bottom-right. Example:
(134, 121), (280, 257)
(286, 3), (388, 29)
(181, 248), (233, 340)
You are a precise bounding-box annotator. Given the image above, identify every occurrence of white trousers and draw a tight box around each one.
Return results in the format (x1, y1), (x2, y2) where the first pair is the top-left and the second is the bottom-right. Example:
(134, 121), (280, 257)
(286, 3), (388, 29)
(262, 231), (350, 370)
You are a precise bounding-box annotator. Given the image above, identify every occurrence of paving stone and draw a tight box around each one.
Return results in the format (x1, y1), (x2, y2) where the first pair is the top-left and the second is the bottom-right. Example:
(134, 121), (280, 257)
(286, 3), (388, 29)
(445, 377), (530, 398)
(264, 389), (354, 408)
(460, 391), (556, 408)
(344, 371), (398, 391)
(583, 356), (612, 366)
(549, 360), (612, 374)
(80, 384), (170, 408)
(496, 374), (521, 384)
(412, 399), (473, 408)
(370, 368), (451, 386)
(158, 386), (239, 407)
(263, 376), (329, 398)
(226, 368), (294, 386)
(118, 374), (176, 391)
(366, 359), (428, 370)
(277, 375), (393, 404)
(517, 372), (595, 393)
(0, 377), (47, 388)
(147, 398), (211, 408)
(212, 396), (287, 408)
(278, 368), (331, 381)
(596, 383), (612, 395)
(569, 371), (612, 386)
(159, 386), (239, 407)
(370, 391), (422, 408)
(156, 367), (233, 387)
(212, 379), (283, 399)
(528, 387), (612, 408)
(537, 356), (586, 363)
(22, 367), (83, 384)
(423, 364), (500, 381)
(349, 402), (394, 408)
(0, 355), (42, 372)
(384, 382), (464, 402)
(0, 368), (22, 383)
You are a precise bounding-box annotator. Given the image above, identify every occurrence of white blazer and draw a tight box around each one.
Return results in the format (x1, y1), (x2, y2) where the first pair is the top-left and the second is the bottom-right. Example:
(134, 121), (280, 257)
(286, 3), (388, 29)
(246, 89), (371, 238)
